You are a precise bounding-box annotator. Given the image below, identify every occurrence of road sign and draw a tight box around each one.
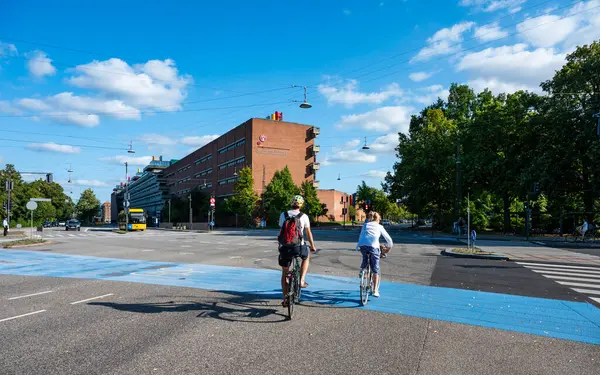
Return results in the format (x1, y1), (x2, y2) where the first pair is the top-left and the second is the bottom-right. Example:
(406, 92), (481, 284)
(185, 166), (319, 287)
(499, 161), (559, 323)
(31, 198), (51, 202)
(26, 201), (37, 210)
(210, 197), (216, 207)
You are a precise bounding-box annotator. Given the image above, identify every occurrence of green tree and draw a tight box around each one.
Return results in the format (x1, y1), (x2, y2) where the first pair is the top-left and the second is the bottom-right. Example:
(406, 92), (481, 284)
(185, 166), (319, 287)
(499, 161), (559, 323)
(300, 181), (321, 223)
(225, 167), (259, 226)
(348, 205), (357, 220)
(262, 166), (300, 226)
(76, 189), (100, 224)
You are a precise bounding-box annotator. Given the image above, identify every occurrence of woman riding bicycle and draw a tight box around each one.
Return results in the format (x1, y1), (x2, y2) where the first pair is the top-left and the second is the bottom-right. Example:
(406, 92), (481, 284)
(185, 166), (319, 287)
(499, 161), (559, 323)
(357, 211), (393, 297)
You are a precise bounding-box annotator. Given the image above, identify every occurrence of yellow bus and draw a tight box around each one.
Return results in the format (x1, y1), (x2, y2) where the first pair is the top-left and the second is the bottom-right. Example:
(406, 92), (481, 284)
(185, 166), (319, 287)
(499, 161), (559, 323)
(118, 208), (147, 231)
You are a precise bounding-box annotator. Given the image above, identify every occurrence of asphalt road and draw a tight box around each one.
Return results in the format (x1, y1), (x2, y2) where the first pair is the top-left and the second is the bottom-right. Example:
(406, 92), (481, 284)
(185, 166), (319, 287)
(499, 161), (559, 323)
(1, 228), (599, 375)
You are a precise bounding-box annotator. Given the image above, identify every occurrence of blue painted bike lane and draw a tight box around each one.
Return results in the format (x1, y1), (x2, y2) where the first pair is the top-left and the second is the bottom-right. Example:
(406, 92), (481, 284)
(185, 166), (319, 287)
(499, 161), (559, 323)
(0, 249), (599, 345)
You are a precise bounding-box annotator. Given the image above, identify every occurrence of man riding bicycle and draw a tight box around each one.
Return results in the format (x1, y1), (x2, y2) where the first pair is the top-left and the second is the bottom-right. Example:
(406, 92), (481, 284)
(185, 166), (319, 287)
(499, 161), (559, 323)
(278, 195), (317, 307)
(357, 211), (393, 297)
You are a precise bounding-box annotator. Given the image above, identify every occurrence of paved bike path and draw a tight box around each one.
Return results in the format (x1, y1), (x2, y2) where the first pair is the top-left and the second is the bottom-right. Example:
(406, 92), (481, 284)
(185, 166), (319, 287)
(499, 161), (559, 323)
(0, 249), (599, 345)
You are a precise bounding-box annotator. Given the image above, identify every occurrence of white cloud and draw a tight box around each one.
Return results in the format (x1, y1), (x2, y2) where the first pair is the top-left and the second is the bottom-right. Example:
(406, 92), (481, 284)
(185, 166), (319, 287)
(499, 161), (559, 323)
(412, 22), (475, 62)
(180, 135), (220, 147)
(415, 85), (450, 105)
(0, 101), (23, 115)
(364, 170), (388, 179)
(0, 42), (17, 56)
(337, 106), (413, 132)
(318, 79), (403, 107)
(47, 111), (100, 127)
(459, 0), (525, 12)
(48, 92), (141, 120)
(140, 134), (177, 146)
(18, 98), (50, 111)
(409, 71), (436, 82)
(26, 50), (57, 77)
(517, 15), (578, 48)
(368, 133), (398, 154)
(344, 139), (361, 148)
(468, 78), (536, 94)
(27, 142), (82, 154)
(321, 150), (377, 166)
(474, 22), (508, 42)
(70, 179), (108, 187)
(67, 58), (192, 111)
(100, 155), (153, 166)
(562, 1), (600, 52)
(456, 44), (565, 88)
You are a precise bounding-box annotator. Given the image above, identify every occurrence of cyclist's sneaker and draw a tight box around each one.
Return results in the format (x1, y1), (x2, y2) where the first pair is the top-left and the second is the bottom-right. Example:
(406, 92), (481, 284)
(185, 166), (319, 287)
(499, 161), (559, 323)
(359, 269), (364, 278)
(373, 290), (380, 297)
(381, 253), (387, 258)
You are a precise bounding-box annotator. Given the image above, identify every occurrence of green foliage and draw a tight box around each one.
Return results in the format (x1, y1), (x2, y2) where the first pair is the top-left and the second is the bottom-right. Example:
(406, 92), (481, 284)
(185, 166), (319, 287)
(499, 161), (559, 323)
(225, 167), (259, 226)
(262, 167), (300, 225)
(348, 205), (357, 220)
(300, 181), (322, 223)
(76, 189), (100, 224)
(385, 41), (600, 233)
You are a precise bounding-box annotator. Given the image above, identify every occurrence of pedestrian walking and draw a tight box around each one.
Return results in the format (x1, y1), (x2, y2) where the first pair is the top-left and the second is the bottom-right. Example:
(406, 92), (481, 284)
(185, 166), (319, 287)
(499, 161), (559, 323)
(3, 217), (8, 237)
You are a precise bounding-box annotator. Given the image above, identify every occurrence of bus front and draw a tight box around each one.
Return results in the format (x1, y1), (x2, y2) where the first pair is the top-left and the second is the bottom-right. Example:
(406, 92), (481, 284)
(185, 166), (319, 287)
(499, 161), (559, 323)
(128, 209), (147, 231)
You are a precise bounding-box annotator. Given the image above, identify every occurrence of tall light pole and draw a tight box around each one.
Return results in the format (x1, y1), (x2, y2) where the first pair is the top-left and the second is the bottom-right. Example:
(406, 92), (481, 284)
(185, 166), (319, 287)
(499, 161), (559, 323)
(124, 161), (129, 232)
(188, 194), (192, 230)
(168, 198), (171, 226)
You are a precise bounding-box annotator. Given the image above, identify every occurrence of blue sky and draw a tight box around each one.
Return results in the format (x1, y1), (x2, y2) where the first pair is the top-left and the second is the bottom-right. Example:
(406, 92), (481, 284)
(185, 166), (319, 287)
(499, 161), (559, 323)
(1, 0), (599, 202)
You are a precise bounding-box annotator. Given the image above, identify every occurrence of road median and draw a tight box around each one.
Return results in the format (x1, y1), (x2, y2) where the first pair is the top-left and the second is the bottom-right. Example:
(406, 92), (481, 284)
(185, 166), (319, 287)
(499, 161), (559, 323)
(441, 247), (510, 260)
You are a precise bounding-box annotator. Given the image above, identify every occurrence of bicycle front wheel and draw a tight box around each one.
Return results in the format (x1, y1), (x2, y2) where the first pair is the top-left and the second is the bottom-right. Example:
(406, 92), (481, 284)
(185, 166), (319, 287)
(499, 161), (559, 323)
(294, 263), (301, 304)
(287, 277), (295, 320)
(360, 267), (370, 306)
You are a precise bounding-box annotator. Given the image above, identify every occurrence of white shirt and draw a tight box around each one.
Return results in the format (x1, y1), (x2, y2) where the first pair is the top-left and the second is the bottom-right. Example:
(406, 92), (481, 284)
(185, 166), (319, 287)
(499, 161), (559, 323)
(582, 221), (589, 232)
(357, 221), (393, 249)
(2, 219), (7, 228)
(279, 210), (310, 245)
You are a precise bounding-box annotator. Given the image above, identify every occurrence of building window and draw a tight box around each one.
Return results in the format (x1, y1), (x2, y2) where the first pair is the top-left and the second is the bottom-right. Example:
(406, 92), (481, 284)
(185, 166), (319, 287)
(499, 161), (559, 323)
(218, 138), (246, 154)
(194, 153), (213, 165)
(177, 164), (191, 173)
(218, 156), (245, 170)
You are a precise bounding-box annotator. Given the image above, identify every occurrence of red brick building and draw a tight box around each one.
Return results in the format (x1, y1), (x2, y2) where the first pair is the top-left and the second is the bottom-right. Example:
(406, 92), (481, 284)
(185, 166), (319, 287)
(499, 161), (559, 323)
(162, 117), (320, 199)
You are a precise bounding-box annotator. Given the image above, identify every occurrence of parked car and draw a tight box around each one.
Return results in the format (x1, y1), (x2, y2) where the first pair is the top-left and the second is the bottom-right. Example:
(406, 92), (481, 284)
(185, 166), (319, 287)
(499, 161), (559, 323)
(42, 221), (52, 228)
(58, 221), (66, 227)
(382, 219), (390, 226)
(65, 219), (81, 231)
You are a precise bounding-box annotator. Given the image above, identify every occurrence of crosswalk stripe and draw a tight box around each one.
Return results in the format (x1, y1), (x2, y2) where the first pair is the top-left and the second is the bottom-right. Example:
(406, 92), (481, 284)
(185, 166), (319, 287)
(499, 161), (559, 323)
(531, 269), (600, 279)
(571, 288), (600, 296)
(527, 266), (600, 275)
(544, 275), (600, 283)
(520, 261), (600, 304)
(516, 262), (600, 271)
(556, 281), (600, 289)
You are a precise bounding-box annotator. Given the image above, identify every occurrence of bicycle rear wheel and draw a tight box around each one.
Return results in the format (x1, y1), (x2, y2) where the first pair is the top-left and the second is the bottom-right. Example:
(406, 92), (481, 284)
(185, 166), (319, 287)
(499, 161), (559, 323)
(360, 266), (370, 306)
(294, 259), (301, 303)
(287, 275), (295, 320)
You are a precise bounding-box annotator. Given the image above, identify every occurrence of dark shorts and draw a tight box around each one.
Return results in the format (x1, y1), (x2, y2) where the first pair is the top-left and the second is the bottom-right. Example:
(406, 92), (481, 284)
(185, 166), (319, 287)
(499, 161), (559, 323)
(278, 245), (309, 268)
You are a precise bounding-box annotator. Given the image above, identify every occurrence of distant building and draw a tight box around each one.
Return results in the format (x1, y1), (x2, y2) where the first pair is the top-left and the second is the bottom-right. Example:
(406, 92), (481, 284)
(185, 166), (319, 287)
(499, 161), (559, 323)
(113, 156), (177, 226)
(317, 189), (353, 223)
(101, 202), (111, 223)
(110, 186), (124, 223)
(162, 117), (320, 201)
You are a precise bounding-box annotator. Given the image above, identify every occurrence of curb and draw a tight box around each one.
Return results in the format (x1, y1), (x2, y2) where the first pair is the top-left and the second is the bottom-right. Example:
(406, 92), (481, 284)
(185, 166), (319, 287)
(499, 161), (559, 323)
(441, 249), (510, 261)
(3, 240), (54, 249)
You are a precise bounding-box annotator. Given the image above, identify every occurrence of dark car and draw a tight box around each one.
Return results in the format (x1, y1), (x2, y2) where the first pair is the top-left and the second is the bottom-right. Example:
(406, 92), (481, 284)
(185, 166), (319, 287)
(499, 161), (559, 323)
(42, 221), (52, 228)
(65, 219), (81, 231)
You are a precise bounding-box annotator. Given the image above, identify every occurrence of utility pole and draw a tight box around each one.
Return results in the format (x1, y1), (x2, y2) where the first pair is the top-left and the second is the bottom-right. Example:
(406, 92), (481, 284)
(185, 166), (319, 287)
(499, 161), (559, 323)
(188, 194), (192, 230)
(168, 198), (171, 226)
(5, 179), (13, 224)
(124, 162), (129, 232)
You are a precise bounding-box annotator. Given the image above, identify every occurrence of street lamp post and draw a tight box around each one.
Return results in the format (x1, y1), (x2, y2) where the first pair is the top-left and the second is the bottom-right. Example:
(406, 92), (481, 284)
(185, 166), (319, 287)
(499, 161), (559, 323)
(168, 198), (171, 227)
(124, 162), (129, 232)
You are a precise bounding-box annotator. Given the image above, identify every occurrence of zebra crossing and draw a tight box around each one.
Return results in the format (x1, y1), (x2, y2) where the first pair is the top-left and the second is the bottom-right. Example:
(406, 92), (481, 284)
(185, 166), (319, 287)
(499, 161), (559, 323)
(517, 261), (600, 305)
(42, 230), (184, 239)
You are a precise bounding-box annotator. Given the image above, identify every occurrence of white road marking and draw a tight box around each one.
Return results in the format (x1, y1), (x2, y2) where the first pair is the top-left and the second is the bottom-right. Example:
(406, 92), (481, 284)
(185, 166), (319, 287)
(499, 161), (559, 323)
(67, 234), (76, 237)
(70, 293), (114, 305)
(572, 288), (600, 296)
(181, 245), (191, 248)
(7, 290), (53, 300)
(0, 310), (46, 323)
(543, 275), (600, 283)
(263, 250), (273, 253)
(591, 297), (600, 304)
(229, 256), (241, 259)
(556, 281), (600, 289)
(516, 262), (600, 271)
(142, 249), (154, 252)
(525, 266), (600, 275)
(180, 252), (193, 255)
(530, 269), (600, 278)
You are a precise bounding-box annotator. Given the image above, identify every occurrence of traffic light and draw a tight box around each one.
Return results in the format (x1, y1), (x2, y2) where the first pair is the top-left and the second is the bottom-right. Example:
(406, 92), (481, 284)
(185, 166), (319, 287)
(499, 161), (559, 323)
(46, 173), (53, 183)
(364, 203), (369, 211)
(533, 183), (540, 195)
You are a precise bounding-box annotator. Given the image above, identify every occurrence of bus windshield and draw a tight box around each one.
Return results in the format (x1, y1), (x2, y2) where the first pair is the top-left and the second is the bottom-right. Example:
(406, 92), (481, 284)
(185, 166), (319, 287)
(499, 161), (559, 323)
(130, 212), (146, 224)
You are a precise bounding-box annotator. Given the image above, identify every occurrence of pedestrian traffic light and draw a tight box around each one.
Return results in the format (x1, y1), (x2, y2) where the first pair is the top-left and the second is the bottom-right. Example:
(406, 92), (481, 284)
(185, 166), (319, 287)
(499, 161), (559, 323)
(365, 203), (369, 211)
(534, 183), (540, 195)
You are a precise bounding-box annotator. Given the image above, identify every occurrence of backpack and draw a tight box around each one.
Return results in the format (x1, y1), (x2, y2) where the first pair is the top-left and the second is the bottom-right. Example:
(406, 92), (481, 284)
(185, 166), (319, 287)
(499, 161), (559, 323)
(278, 211), (304, 248)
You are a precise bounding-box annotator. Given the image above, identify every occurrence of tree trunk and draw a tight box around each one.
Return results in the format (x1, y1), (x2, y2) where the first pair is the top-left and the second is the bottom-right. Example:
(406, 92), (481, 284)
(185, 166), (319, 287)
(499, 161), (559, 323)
(582, 156), (594, 217)
(503, 192), (511, 234)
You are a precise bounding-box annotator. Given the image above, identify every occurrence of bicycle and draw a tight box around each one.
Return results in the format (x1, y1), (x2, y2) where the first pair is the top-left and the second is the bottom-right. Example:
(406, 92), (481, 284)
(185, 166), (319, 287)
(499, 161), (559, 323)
(285, 255), (302, 319)
(359, 252), (375, 306)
